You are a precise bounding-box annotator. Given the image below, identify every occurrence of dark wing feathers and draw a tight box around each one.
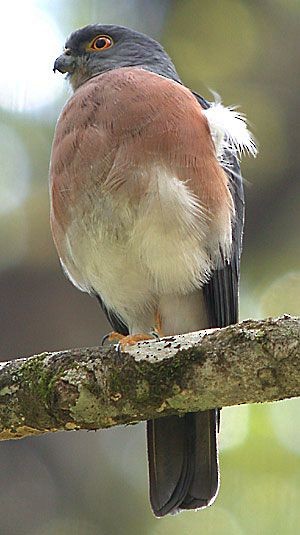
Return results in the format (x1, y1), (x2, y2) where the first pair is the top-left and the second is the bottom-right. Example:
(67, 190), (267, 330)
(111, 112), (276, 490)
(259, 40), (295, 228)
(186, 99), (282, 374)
(202, 147), (244, 327)
(192, 91), (244, 328)
(95, 294), (129, 336)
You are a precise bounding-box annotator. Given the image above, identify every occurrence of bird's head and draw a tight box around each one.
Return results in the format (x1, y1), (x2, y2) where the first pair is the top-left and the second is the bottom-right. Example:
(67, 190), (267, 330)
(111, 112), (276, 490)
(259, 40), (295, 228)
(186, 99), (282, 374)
(53, 24), (180, 91)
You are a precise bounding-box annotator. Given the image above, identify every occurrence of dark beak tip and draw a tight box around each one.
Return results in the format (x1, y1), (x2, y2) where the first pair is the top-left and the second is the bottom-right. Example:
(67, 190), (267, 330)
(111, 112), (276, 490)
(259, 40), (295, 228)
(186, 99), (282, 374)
(53, 55), (75, 75)
(53, 58), (60, 74)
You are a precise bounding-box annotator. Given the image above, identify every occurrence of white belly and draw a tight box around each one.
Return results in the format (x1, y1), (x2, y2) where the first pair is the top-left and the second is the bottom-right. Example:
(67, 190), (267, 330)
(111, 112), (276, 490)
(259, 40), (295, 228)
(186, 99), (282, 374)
(62, 167), (231, 332)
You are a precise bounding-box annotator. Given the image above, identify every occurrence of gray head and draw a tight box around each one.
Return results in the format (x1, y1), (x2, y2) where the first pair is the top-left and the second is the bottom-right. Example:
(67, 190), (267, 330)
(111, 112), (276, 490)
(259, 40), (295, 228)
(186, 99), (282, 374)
(53, 24), (180, 90)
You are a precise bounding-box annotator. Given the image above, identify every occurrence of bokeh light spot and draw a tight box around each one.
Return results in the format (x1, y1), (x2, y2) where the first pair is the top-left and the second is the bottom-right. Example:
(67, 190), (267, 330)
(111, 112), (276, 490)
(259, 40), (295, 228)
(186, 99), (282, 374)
(0, 1), (63, 112)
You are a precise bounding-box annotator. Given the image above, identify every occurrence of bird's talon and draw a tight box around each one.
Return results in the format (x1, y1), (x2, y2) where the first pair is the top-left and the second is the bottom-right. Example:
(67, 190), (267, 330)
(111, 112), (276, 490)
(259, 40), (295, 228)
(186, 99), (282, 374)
(101, 333), (110, 346)
(150, 330), (160, 341)
(101, 331), (124, 346)
(117, 333), (158, 352)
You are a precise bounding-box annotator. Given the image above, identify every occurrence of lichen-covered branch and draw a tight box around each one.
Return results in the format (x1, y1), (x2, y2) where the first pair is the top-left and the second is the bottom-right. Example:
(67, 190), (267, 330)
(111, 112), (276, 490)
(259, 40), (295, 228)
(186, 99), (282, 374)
(0, 315), (299, 441)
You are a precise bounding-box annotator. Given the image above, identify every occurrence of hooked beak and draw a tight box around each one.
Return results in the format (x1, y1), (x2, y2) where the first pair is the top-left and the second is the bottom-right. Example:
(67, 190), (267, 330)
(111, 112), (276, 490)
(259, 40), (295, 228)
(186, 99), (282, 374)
(53, 50), (76, 74)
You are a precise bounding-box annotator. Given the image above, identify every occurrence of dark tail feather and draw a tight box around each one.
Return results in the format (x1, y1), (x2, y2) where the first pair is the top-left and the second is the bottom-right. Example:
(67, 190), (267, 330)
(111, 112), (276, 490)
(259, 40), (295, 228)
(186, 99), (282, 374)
(147, 410), (219, 517)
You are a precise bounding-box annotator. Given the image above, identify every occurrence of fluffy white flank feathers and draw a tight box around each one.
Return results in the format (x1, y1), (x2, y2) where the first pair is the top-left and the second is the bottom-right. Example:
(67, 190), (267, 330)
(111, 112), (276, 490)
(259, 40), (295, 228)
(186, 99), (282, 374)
(203, 96), (257, 160)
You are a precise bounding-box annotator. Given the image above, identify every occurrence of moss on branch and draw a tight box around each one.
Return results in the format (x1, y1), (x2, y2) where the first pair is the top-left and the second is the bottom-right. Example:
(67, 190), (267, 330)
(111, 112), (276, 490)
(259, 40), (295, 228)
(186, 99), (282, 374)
(0, 315), (299, 441)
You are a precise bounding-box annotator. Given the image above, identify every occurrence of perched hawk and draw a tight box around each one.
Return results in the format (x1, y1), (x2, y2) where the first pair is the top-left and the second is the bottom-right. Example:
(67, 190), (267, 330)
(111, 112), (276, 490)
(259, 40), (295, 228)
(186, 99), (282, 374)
(50, 24), (256, 516)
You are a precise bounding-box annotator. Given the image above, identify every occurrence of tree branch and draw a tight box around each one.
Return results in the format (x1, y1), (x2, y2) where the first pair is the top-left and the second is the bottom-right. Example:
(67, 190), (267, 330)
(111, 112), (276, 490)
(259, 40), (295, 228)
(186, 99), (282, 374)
(0, 315), (299, 441)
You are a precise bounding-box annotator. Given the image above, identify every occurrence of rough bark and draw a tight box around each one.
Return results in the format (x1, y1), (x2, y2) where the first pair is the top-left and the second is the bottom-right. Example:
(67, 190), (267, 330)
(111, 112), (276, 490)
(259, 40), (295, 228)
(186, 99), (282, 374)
(0, 315), (299, 441)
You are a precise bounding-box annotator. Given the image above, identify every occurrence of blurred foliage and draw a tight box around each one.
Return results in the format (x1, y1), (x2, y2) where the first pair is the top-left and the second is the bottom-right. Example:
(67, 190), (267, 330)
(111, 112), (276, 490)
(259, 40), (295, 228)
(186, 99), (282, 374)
(0, 1), (299, 534)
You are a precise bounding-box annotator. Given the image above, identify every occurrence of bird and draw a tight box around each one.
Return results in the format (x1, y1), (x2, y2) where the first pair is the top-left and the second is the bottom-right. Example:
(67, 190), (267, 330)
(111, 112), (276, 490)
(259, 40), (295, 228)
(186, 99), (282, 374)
(50, 23), (256, 517)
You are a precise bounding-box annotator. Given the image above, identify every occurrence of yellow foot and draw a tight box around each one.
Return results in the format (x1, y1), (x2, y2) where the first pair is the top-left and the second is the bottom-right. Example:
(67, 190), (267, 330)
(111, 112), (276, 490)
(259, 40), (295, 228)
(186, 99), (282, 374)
(102, 310), (164, 350)
(118, 333), (154, 351)
(101, 331), (156, 349)
(154, 310), (163, 338)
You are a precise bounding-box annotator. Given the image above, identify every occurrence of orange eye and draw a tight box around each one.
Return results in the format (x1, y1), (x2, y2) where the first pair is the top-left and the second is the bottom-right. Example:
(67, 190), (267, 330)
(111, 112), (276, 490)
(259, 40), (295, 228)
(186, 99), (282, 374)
(88, 35), (113, 51)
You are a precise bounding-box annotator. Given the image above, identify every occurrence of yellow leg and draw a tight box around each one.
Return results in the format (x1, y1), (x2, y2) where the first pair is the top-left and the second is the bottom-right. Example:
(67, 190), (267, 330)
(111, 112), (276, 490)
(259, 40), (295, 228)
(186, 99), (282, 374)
(154, 310), (164, 337)
(103, 309), (163, 349)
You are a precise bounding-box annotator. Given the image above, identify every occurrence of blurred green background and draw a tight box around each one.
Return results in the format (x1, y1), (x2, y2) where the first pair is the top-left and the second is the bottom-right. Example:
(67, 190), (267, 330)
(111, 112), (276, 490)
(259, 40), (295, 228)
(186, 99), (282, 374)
(1, 1), (299, 534)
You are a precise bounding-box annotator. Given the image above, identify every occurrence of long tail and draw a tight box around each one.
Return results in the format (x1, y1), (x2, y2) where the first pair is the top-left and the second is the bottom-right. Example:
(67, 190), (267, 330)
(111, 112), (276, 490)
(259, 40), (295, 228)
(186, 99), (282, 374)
(147, 409), (219, 516)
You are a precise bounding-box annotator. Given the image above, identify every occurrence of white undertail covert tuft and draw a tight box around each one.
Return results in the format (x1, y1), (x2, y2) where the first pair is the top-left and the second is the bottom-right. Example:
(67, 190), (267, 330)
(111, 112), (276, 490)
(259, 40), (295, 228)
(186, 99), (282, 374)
(203, 96), (257, 161)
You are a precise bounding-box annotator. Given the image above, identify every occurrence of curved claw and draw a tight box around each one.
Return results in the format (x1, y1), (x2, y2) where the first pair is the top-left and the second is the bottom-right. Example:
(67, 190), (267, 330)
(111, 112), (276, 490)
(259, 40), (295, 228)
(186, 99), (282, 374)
(150, 330), (160, 341)
(117, 341), (123, 356)
(101, 331), (124, 346)
(101, 333), (110, 346)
